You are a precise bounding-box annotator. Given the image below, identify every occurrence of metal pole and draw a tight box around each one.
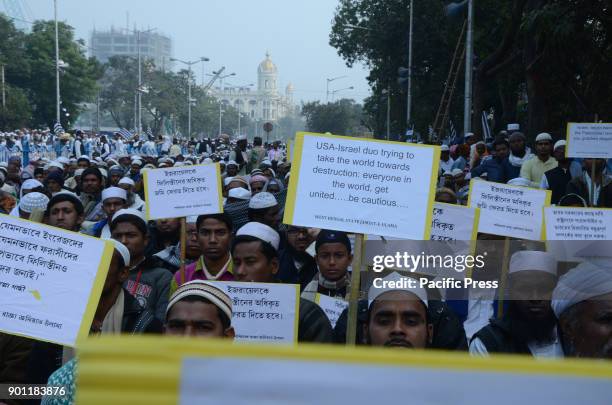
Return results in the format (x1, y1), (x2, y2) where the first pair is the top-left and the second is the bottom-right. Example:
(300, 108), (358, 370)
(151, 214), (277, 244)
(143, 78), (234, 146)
(134, 93), (137, 131)
(326, 79), (329, 103)
(54, 0), (61, 125)
(188, 65), (192, 137)
(407, 0), (414, 129)
(238, 102), (241, 137)
(386, 87), (391, 140)
(1, 64), (5, 108)
(137, 30), (142, 134)
(96, 92), (100, 131)
(463, 0), (474, 134)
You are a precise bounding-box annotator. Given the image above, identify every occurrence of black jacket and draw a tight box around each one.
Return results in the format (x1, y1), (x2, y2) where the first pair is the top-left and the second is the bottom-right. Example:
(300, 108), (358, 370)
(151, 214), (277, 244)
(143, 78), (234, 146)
(544, 166), (573, 205)
(278, 247), (318, 292)
(471, 318), (531, 355)
(333, 299), (467, 350)
(298, 298), (334, 343)
(566, 175), (612, 207)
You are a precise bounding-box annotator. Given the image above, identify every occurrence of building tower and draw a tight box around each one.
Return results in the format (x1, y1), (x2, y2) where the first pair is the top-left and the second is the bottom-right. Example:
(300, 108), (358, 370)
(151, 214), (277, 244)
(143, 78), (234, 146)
(258, 51), (278, 94)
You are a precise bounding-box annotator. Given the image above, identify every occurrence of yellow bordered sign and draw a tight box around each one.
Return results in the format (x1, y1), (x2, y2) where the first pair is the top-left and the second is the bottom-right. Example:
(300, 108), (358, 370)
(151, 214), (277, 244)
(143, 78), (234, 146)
(284, 132), (440, 240)
(76, 336), (612, 404)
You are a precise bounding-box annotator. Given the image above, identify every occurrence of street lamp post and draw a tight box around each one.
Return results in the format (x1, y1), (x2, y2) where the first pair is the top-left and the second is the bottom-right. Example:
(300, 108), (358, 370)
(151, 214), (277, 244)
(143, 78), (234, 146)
(54, 0), (60, 125)
(171, 57), (210, 137)
(213, 71), (236, 136)
(330, 86), (354, 101)
(326, 75), (348, 102)
(382, 88), (391, 140)
(464, 0), (474, 134)
(407, 0), (414, 129)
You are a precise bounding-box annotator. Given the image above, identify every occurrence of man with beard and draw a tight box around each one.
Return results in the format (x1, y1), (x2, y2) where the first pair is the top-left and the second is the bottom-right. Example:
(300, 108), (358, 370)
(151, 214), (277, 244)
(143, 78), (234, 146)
(470, 251), (561, 357)
(521, 133), (558, 187)
(146, 217), (181, 256)
(540, 140), (580, 204)
(278, 225), (318, 291)
(171, 213), (234, 292)
(118, 177), (145, 211)
(566, 158), (612, 207)
(154, 216), (202, 274)
(248, 192), (281, 231)
(506, 132), (534, 180)
(552, 258), (612, 359)
(230, 136), (248, 175)
(366, 272), (432, 349)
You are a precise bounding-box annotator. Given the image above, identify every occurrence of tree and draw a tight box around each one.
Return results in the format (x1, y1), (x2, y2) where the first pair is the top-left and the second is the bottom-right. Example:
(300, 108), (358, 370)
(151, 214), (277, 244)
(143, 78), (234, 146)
(301, 99), (365, 135)
(277, 114), (306, 140)
(0, 14), (30, 92)
(330, 0), (457, 139)
(330, 0), (612, 141)
(0, 85), (31, 129)
(99, 56), (139, 129)
(24, 20), (101, 129)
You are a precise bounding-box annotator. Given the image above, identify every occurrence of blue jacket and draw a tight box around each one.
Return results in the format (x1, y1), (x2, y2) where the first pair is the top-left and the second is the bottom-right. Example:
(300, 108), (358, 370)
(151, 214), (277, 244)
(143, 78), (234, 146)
(471, 157), (507, 183)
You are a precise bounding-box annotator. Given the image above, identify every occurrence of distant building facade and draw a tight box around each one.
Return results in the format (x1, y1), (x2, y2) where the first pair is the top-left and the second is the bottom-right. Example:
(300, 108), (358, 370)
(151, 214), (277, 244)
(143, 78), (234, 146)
(90, 27), (172, 70)
(211, 52), (296, 123)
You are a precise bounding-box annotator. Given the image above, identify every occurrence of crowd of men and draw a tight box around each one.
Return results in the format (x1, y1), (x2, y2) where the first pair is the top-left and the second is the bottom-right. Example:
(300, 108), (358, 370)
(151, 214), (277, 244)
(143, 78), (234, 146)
(436, 124), (612, 207)
(0, 125), (611, 405)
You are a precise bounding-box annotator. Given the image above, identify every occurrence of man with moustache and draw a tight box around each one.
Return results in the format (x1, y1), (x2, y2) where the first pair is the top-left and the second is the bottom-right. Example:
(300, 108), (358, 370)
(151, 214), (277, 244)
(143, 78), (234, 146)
(278, 225), (318, 291)
(552, 258), (612, 359)
(366, 272), (433, 349)
(470, 251), (562, 357)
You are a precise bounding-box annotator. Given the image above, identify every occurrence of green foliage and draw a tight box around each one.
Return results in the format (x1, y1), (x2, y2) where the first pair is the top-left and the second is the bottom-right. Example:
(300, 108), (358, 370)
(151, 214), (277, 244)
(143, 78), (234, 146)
(301, 99), (365, 136)
(99, 61), (252, 137)
(0, 85), (32, 129)
(0, 14), (102, 131)
(24, 20), (101, 129)
(330, 0), (612, 140)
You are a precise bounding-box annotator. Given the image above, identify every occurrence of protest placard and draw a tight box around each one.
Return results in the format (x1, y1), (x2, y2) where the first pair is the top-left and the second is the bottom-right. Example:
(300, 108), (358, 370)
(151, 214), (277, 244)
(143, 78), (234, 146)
(211, 281), (300, 344)
(284, 132), (440, 239)
(287, 139), (294, 162)
(75, 336), (612, 405)
(544, 207), (612, 262)
(431, 203), (480, 241)
(315, 294), (348, 328)
(566, 122), (612, 159)
(143, 163), (223, 220)
(0, 215), (112, 346)
(468, 179), (551, 240)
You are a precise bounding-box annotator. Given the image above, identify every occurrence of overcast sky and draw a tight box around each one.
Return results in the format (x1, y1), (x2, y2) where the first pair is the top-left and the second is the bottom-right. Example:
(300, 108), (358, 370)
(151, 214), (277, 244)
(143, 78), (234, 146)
(14, 0), (370, 104)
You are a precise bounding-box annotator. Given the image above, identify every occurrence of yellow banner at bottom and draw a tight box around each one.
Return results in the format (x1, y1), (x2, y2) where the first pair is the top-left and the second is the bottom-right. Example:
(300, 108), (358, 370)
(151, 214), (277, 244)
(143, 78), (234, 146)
(76, 336), (612, 404)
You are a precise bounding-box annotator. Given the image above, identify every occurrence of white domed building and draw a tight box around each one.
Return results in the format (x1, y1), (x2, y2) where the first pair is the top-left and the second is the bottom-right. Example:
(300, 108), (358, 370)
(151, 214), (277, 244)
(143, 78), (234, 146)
(212, 52), (296, 126)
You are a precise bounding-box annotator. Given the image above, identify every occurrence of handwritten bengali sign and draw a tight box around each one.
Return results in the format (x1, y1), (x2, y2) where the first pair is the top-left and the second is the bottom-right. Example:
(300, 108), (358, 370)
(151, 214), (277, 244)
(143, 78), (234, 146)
(315, 294), (348, 328)
(211, 281), (300, 344)
(284, 132), (440, 239)
(566, 122), (612, 159)
(143, 163), (223, 220)
(468, 180), (550, 240)
(431, 203), (480, 242)
(0, 214), (112, 346)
